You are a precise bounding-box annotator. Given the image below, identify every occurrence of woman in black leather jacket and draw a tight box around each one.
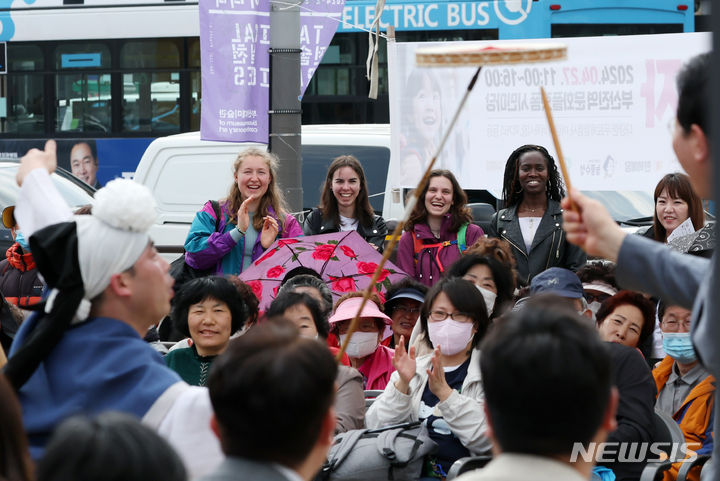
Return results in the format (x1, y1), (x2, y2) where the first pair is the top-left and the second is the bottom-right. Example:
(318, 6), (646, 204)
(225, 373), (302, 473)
(488, 145), (586, 286)
(303, 155), (387, 251)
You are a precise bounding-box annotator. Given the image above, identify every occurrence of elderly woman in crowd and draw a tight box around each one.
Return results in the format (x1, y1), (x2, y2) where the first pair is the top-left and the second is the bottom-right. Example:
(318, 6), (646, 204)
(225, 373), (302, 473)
(596, 290), (656, 358)
(446, 253), (515, 319)
(265, 291), (364, 433)
(165, 276), (246, 386)
(328, 293), (394, 390)
(382, 278), (428, 350)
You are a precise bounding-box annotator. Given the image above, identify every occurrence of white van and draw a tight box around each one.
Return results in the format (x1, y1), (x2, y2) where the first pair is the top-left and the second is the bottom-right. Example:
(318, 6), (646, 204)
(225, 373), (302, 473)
(134, 124), (392, 259)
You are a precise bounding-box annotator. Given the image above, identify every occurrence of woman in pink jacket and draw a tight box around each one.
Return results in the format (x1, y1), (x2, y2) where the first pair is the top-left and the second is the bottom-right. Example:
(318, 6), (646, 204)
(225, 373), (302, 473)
(396, 170), (484, 287)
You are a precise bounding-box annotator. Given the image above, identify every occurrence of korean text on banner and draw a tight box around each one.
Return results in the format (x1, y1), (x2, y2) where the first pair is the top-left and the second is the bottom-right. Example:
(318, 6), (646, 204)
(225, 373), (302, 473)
(300, 0), (345, 96)
(387, 32), (711, 195)
(200, 0), (271, 143)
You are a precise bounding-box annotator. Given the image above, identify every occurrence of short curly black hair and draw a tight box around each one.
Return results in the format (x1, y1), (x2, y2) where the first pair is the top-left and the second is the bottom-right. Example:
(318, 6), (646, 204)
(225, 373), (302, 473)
(171, 276), (247, 338)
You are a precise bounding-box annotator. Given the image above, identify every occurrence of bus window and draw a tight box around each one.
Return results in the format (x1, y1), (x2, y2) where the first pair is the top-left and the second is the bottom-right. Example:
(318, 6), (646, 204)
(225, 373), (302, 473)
(6, 74), (44, 134)
(552, 23), (683, 37)
(190, 71), (202, 131)
(120, 41), (182, 133)
(56, 73), (112, 133)
(120, 40), (181, 68)
(122, 73), (181, 133)
(189, 39), (202, 130)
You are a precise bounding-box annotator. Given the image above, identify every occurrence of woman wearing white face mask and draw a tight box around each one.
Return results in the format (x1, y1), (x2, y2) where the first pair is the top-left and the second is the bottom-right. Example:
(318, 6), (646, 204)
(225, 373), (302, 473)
(366, 278), (492, 479)
(445, 254), (515, 319)
(328, 293), (394, 390)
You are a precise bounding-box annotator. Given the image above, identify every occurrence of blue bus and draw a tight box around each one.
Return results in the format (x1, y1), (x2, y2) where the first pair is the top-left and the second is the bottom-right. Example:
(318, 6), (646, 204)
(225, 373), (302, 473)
(338, 0), (695, 37)
(0, 0), (702, 183)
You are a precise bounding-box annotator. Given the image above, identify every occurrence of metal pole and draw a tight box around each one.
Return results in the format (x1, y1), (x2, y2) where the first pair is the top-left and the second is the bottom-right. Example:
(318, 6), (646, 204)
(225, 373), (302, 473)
(269, 0), (303, 214)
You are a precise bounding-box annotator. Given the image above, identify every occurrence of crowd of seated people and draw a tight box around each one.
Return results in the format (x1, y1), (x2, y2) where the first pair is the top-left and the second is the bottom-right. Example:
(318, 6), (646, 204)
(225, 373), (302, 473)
(2, 51), (716, 481)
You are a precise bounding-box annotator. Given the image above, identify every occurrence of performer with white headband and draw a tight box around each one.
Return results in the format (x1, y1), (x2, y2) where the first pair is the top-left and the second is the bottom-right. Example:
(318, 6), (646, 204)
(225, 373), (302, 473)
(4, 141), (225, 479)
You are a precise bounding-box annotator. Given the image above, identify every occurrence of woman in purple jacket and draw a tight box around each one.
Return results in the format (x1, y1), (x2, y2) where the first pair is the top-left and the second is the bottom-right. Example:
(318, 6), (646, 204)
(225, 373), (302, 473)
(396, 170), (484, 287)
(184, 148), (303, 276)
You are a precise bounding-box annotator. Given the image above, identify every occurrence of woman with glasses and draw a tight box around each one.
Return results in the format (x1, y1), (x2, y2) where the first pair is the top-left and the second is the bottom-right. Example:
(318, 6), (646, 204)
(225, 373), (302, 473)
(381, 279), (428, 350)
(366, 277), (492, 479)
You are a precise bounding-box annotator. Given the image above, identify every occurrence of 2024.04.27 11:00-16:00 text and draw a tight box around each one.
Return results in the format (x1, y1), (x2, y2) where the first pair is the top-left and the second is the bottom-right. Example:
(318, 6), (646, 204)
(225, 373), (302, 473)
(484, 65), (635, 88)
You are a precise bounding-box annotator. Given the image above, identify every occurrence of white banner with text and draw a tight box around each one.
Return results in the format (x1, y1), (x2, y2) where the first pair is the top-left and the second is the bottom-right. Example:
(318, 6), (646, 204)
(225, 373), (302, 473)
(388, 33), (711, 194)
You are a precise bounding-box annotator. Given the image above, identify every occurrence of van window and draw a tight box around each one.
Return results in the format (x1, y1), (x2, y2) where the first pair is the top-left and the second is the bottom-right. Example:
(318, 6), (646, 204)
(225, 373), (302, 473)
(301, 145), (390, 213)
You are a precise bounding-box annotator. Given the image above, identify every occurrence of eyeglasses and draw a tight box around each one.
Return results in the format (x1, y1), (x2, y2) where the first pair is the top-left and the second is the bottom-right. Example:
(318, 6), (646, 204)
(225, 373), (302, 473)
(662, 318), (692, 332)
(584, 292), (612, 304)
(429, 310), (470, 322)
(392, 305), (421, 315)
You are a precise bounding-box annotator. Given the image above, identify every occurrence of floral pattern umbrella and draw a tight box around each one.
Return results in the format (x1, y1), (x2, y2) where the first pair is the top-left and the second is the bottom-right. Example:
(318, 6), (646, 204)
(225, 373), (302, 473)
(238, 231), (408, 310)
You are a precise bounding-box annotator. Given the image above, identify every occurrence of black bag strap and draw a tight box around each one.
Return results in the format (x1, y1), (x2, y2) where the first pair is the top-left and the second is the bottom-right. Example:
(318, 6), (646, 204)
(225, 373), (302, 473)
(177, 200), (222, 265)
(209, 200), (222, 233)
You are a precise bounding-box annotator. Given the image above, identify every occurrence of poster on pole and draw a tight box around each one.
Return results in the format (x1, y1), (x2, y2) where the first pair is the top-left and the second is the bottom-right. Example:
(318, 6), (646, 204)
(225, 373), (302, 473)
(200, 0), (344, 143)
(388, 32), (711, 195)
(200, 0), (271, 143)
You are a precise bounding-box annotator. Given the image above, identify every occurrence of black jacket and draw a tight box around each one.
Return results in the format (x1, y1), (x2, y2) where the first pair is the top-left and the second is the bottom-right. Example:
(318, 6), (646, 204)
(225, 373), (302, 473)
(302, 208), (387, 252)
(488, 199), (586, 286)
(600, 342), (657, 481)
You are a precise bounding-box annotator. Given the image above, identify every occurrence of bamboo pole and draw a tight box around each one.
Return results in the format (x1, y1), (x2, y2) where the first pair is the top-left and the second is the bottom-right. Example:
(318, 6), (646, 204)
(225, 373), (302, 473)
(540, 86), (575, 211)
(336, 66), (483, 361)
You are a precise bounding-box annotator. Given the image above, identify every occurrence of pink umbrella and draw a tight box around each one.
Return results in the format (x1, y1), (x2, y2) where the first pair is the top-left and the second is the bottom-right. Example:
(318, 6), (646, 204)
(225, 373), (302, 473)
(238, 231), (408, 311)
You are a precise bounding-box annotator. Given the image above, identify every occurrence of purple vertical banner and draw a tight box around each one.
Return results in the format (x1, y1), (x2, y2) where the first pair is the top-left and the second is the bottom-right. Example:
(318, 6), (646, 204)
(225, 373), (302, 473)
(299, 0), (345, 96)
(200, 0), (271, 143)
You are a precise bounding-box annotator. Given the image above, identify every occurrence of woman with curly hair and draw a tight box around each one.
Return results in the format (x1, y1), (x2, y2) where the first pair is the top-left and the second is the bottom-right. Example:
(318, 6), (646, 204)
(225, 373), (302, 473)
(184, 148), (303, 275)
(303, 155), (387, 251)
(165, 276), (247, 386)
(488, 145), (586, 286)
(396, 170), (484, 287)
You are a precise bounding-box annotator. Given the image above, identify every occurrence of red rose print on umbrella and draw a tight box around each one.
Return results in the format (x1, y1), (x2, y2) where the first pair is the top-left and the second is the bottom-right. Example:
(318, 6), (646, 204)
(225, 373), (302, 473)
(246, 280), (263, 301)
(340, 245), (357, 259)
(239, 232), (408, 311)
(312, 243), (336, 261)
(357, 261), (390, 283)
(266, 265), (285, 279)
(330, 275), (356, 293)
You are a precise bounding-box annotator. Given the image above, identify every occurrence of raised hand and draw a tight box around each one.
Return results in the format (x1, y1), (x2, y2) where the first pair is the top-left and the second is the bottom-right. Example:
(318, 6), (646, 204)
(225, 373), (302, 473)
(259, 215), (279, 249)
(426, 346), (453, 402)
(236, 194), (254, 233)
(561, 188), (626, 262)
(17, 140), (57, 186)
(393, 335), (416, 394)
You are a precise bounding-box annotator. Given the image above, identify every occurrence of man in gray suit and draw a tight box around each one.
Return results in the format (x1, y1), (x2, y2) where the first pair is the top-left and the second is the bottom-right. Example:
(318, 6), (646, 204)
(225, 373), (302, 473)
(201, 320), (337, 481)
(562, 52), (717, 476)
